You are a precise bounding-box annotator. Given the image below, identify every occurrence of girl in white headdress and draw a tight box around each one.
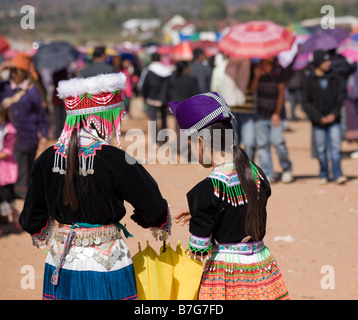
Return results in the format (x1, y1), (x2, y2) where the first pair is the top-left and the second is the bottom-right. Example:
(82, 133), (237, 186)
(20, 73), (171, 300)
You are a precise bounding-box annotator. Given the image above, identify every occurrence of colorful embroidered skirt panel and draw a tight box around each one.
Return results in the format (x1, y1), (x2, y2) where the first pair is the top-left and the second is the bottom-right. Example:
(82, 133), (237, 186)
(43, 225), (137, 300)
(198, 245), (290, 300)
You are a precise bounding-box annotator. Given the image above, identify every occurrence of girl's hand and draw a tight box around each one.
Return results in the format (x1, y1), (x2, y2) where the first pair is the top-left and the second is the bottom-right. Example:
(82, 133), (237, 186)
(175, 209), (191, 226)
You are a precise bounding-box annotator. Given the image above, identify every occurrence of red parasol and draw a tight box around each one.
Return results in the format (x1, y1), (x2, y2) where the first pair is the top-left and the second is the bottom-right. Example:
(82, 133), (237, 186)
(189, 40), (218, 57)
(0, 34), (10, 54)
(171, 41), (193, 61)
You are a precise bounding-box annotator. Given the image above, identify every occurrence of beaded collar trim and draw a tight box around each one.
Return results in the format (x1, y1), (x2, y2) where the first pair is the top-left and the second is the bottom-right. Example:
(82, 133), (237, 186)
(208, 161), (262, 206)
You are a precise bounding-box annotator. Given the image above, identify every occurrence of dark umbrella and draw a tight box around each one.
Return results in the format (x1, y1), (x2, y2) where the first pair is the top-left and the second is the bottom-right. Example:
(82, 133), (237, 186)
(299, 28), (349, 54)
(32, 41), (79, 71)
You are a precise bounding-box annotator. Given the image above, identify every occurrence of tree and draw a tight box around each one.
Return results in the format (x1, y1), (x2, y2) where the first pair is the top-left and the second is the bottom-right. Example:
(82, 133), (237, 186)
(201, 0), (227, 21)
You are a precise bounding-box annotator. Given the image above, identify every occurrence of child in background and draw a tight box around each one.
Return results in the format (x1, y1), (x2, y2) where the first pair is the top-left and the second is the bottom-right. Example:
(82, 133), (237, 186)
(0, 103), (21, 234)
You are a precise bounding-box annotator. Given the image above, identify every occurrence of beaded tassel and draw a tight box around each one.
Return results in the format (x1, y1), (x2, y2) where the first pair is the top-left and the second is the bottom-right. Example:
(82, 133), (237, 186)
(79, 154), (95, 176)
(52, 153), (67, 175)
(211, 179), (247, 207)
(209, 161), (261, 206)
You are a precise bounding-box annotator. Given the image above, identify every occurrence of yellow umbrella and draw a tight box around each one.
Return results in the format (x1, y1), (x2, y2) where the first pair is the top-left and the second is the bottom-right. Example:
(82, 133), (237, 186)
(133, 240), (204, 300)
(157, 243), (177, 300)
(132, 241), (174, 300)
(173, 241), (204, 300)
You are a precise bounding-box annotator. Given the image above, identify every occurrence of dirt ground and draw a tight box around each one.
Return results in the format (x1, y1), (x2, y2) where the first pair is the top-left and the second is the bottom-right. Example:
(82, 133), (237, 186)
(1, 97), (358, 300)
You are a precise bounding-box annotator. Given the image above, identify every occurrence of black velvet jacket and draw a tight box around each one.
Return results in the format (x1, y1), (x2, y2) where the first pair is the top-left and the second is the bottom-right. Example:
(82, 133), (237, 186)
(19, 145), (169, 236)
(187, 164), (271, 246)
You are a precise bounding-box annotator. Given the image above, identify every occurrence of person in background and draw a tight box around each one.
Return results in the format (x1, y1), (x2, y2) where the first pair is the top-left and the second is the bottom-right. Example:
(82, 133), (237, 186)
(251, 57), (293, 184)
(345, 68), (358, 159)
(0, 103), (21, 235)
(283, 50), (306, 122)
(80, 46), (115, 78)
(113, 55), (133, 118)
(168, 60), (199, 103)
(330, 50), (357, 139)
(112, 54), (122, 73)
(52, 68), (68, 139)
(286, 69), (304, 121)
(302, 50), (347, 185)
(190, 48), (212, 94)
(212, 55), (256, 162)
(168, 60), (200, 159)
(138, 52), (172, 144)
(0, 52), (49, 198)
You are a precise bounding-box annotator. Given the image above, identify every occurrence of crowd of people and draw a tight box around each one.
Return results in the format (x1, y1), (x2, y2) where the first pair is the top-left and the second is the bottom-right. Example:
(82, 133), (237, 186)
(136, 46), (358, 186)
(0, 43), (358, 235)
(0, 36), (357, 300)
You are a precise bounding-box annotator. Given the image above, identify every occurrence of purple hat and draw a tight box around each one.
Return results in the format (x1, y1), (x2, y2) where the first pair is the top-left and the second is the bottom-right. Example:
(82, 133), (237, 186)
(169, 92), (233, 136)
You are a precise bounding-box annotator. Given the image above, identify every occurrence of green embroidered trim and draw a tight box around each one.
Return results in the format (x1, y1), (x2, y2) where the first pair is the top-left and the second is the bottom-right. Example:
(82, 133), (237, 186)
(209, 162), (261, 206)
(188, 234), (213, 259)
(65, 105), (124, 126)
(188, 241), (213, 254)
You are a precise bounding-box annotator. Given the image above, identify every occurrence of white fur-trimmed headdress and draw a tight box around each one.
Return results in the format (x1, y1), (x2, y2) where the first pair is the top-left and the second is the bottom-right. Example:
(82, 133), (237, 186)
(57, 73), (127, 98)
(53, 73), (127, 175)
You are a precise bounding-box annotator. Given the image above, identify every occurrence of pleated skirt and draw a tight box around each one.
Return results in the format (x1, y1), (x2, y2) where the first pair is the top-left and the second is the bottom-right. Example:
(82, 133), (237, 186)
(198, 243), (290, 300)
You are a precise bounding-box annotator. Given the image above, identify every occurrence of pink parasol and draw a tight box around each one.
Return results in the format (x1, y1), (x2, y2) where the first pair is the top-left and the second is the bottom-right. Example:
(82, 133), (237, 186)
(218, 21), (295, 59)
(337, 33), (358, 63)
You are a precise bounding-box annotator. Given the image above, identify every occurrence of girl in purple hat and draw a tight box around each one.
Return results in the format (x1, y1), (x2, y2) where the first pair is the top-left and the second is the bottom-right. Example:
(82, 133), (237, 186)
(170, 92), (290, 300)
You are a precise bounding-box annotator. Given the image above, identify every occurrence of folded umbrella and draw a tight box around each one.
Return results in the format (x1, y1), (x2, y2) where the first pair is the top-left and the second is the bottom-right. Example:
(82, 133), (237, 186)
(173, 241), (204, 300)
(132, 241), (174, 300)
(132, 240), (203, 300)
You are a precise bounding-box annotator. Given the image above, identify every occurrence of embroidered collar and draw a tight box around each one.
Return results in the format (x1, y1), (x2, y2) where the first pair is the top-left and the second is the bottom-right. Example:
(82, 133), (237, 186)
(207, 162), (262, 206)
(52, 128), (109, 176)
(208, 171), (240, 187)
